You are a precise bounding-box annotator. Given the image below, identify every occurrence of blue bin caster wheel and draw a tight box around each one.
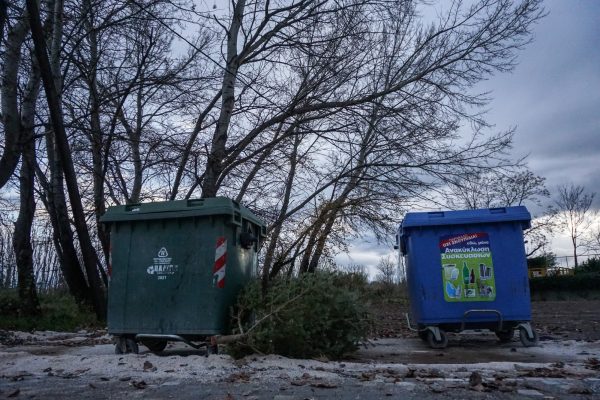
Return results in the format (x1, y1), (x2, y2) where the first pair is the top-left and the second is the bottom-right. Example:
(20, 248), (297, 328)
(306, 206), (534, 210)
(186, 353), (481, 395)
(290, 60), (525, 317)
(519, 326), (538, 347)
(426, 329), (448, 349)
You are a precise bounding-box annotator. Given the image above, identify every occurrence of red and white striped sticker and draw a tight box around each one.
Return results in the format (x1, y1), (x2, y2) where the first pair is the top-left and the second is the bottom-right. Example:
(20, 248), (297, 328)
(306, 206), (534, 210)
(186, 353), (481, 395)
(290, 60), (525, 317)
(213, 237), (227, 288)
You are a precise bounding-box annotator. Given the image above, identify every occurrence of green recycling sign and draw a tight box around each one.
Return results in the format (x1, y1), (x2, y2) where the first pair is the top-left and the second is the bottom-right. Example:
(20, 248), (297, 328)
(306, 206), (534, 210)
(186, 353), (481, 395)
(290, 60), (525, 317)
(440, 232), (496, 302)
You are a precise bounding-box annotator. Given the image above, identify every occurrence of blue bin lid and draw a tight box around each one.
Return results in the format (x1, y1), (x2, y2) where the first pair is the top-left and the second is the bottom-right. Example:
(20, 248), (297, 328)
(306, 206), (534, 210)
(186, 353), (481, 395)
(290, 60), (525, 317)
(401, 206), (531, 230)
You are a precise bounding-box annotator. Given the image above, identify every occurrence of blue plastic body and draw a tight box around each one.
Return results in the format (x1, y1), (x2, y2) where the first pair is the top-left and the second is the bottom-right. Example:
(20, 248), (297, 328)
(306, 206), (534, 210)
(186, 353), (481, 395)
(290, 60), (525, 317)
(398, 206), (532, 329)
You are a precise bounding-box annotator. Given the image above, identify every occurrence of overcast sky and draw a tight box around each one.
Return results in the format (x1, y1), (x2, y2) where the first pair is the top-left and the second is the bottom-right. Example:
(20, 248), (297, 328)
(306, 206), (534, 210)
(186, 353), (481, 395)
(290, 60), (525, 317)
(337, 0), (600, 275)
(482, 0), (600, 201)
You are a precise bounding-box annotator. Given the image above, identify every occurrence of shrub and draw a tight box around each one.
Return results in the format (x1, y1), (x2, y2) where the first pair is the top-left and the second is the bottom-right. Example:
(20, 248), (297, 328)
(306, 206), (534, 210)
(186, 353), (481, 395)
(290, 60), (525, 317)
(0, 289), (100, 331)
(331, 268), (369, 293)
(529, 273), (600, 292)
(575, 257), (600, 274)
(228, 272), (371, 360)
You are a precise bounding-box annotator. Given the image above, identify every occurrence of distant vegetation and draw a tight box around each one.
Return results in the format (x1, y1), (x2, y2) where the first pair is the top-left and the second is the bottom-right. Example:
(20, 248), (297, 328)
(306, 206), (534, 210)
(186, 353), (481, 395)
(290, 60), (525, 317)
(0, 290), (101, 332)
(529, 257), (600, 296)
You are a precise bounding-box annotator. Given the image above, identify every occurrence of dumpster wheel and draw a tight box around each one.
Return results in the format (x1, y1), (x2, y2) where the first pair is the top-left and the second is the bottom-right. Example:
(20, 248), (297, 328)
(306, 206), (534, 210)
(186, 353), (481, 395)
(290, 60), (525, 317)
(518, 324), (538, 347)
(115, 337), (139, 354)
(426, 328), (448, 349)
(141, 338), (168, 353)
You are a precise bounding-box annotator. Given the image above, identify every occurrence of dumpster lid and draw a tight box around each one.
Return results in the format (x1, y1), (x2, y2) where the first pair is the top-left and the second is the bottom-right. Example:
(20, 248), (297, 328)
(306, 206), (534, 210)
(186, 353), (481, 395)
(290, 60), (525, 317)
(401, 206), (531, 229)
(100, 197), (265, 231)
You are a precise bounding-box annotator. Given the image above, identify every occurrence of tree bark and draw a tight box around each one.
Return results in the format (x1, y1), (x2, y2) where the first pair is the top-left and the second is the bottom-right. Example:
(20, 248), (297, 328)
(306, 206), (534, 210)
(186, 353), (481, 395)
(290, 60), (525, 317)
(129, 82), (144, 204)
(0, 9), (29, 188)
(37, 128), (93, 306)
(13, 61), (42, 316)
(13, 137), (40, 316)
(0, 0), (7, 48)
(201, 0), (245, 198)
(298, 222), (322, 274)
(306, 211), (337, 273)
(82, 0), (110, 263)
(261, 135), (301, 285)
(27, 0), (107, 319)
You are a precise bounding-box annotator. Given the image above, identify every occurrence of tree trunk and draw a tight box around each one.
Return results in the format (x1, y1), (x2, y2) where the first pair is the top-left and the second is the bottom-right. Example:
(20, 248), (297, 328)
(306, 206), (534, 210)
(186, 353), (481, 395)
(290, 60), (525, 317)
(306, 212), (338, 273)
(572, 236), (578, 268)
(83, 0), (110, 264)
(13, 134), (40, 316)
(298, 222), (322, 274)
(129, 81), (144, 204)
(27, 0), (107, 319)
(0, 9), (29, 188)
(0, 0), (8, 45)
(169, 92), (221, 200)
(38, 128), (94, 306)
(13, 59), (41, 315)
(304, 102), (379, 272)
(13, 137), (40, 316)
(201, 0), (245, 198)
(261, 135), (301, 286)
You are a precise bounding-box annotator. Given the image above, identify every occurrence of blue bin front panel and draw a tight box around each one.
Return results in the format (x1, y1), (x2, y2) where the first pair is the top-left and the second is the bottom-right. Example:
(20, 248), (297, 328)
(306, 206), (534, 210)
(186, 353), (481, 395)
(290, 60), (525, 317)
(404, 221), (531, 325)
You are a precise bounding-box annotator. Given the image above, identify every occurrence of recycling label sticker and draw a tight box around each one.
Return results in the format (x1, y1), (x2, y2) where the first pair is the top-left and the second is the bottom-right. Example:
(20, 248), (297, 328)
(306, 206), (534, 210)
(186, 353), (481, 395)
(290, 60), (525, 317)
(147, 247), (179, 280)
(440, 233), (496, 302)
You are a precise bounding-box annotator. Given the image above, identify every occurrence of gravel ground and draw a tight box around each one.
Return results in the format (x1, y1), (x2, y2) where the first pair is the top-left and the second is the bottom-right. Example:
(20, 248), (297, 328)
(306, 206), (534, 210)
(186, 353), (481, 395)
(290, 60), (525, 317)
(1, 299), (600, 399)
(1, 339), (599, 399)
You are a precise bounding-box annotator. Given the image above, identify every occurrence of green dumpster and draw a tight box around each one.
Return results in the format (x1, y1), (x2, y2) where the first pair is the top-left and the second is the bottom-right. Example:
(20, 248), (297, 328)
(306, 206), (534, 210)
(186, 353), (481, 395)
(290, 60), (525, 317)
(100, 197), (266, 354)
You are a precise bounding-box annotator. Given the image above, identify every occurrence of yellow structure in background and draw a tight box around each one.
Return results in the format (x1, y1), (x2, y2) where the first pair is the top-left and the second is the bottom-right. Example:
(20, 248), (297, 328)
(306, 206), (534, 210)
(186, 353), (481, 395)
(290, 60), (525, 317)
(527, 265), (575, 279)
(546, 267), (575, 277)
(528, 266), (547, 279)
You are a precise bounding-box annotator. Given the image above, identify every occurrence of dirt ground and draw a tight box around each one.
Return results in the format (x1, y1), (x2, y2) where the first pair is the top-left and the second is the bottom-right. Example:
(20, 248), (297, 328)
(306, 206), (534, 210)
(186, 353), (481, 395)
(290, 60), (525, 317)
(370, 299), (600, 342)
(1, 299), (600, 399)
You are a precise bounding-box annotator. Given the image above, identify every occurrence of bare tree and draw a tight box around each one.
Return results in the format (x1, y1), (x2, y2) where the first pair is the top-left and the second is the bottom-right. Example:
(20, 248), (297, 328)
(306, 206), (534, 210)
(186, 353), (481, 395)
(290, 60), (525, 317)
(1, 0), (548, 310)
(12, 50), (41, 316)
(445, 168), (549, 210)
(27, 0), (107, 318)
(0, 1), (43, 314)
(0, 0), (8, 45)
(376, 255), (397, 287)
(554, 184), (597, 267)
(193, 0), (544, 200)
(444, 167), (554, 256)
(0, 6), (30, 188)
(584, 224), (600, 254)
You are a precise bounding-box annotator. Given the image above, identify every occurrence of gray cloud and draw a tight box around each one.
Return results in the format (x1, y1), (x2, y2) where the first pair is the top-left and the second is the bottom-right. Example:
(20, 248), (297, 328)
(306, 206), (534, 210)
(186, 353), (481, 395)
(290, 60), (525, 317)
(481, 0), (600, 199)
(341, 1), (600, 265)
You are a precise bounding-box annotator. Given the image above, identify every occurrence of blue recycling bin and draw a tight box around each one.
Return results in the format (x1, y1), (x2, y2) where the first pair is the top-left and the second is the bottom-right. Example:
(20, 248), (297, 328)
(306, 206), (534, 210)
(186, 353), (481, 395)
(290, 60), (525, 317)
(397, 206), (537, 348)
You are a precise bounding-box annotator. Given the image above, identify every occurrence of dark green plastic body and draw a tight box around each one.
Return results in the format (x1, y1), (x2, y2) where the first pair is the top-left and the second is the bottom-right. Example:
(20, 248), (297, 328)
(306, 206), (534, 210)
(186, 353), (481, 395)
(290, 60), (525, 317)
(101, 197), (266, 337)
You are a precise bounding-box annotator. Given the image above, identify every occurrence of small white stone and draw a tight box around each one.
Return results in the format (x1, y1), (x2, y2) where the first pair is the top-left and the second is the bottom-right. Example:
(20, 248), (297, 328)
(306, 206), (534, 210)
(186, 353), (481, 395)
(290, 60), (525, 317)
(517, 389), (544, 398)
(160, 381), (180, 386)
(394, 381), (416, 390)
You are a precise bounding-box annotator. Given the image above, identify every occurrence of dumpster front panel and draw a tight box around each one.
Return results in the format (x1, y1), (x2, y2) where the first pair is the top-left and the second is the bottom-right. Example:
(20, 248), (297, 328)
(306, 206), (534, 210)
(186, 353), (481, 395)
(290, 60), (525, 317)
(402, 207), (531, 327)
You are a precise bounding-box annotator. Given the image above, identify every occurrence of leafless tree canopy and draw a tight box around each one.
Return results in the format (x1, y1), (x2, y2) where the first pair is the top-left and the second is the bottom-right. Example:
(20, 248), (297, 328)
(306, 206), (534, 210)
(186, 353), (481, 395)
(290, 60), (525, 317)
(553, 184), (597, 267)
(375, 255), (397, 286)
(443, 168), (554, 256)
(0, 0), (545, 316)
